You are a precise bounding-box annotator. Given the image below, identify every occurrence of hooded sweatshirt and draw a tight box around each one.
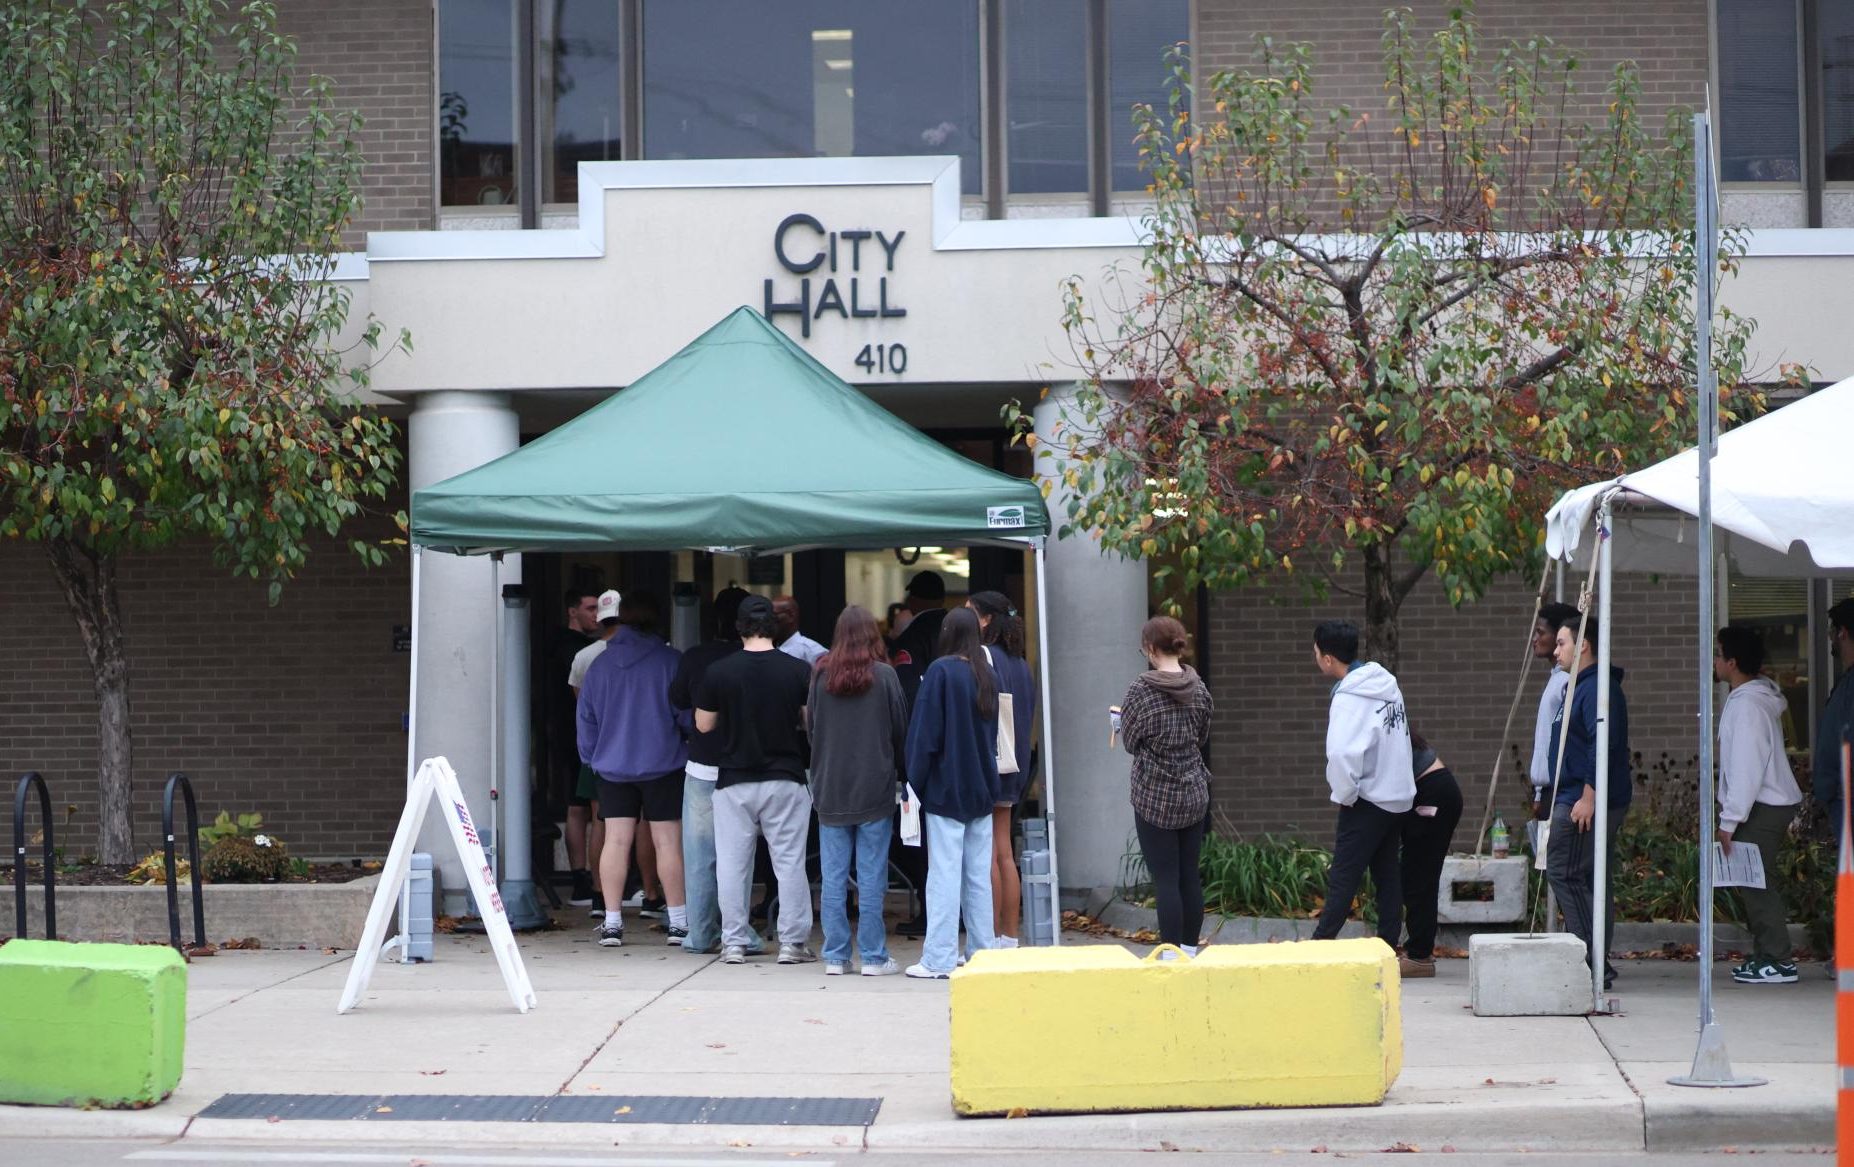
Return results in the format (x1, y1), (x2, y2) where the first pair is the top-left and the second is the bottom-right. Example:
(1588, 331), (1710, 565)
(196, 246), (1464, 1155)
(1719, 676), (1803, 831)
(1547, 663), (1632, 810)
(1325, 661), (1415, 812)
(1119, 665), (1213, 830)
(576, 626), (688, 783)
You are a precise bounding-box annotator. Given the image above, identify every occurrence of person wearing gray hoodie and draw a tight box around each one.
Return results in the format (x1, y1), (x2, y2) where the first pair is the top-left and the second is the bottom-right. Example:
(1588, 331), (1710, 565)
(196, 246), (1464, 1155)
(1715, 626), (1805, 984)
(1311, 620), (1415, 947)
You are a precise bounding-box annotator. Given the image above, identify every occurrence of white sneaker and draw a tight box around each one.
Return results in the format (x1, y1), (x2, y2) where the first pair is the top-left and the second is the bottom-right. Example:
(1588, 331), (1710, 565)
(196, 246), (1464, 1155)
(861, 958), (902, 977)
(994, 936), (1019, 949)
(824, 961), (847, 976)
(904, 962), (950, 980)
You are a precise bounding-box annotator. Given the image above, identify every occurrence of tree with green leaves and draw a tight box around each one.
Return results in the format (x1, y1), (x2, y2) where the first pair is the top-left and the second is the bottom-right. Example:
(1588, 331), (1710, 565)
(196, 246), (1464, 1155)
(0, 0), (405, 862)
(1032, 5), (1773, 672)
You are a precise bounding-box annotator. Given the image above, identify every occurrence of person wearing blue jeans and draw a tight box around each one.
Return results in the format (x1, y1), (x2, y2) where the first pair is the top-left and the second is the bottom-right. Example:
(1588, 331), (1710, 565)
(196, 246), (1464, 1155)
(819, 817), (895, 970)
(902, 608), (1002, 979)
(807, 605), (908, 975)
(671, 587), (762, 956)
(919, 811), (995, 972)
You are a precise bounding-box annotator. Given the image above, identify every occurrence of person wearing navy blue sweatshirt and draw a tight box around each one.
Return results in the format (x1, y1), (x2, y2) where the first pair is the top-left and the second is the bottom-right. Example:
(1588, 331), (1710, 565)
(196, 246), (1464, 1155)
(1545, 613), (1631, 990)
(902, 607), (1001, 979)
(577, 601), (688, 948)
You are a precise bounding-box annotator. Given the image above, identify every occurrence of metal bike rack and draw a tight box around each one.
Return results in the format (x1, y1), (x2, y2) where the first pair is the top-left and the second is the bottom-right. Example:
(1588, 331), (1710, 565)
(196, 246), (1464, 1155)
(12, 771), (56, 939)
(162, 771), (207, 951)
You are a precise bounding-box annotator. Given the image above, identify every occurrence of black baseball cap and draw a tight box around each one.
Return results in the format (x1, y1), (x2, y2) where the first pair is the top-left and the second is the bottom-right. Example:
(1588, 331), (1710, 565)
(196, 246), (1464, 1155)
(906, 570), (945, 601)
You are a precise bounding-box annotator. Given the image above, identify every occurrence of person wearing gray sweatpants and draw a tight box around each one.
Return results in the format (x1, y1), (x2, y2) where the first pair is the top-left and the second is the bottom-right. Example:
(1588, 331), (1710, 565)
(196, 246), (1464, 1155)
(695, 594), (818, 965)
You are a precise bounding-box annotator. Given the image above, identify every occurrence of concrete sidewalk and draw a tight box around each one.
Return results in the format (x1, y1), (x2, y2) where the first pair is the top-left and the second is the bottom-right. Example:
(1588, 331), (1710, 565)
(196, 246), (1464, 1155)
(0, 926), (1833, 1154)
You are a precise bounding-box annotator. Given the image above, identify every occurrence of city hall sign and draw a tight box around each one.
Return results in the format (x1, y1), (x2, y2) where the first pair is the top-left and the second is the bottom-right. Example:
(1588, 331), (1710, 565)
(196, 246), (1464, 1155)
(762, 213), (908, 376)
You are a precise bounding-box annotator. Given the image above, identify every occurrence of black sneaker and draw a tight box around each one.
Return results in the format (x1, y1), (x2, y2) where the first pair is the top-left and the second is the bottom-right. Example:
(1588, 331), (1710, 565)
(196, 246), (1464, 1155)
(1732, 958), (1799, 984)
(640, 896), (667, 919)
(897, 914), (926, 939)
(566, 869), (595, 907)
(585, 892), (605, 919)
(595, 921), (624, 948)
(665, 925), (687, 946)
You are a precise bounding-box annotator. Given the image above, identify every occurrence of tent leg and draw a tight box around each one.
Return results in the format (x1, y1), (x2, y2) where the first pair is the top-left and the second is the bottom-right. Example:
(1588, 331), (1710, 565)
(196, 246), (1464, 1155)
(488, 554), (502, 887)
(391, 545), (425, 965)
(1033, 538), (1061, 946)
(1594, 502), (1614, 1015)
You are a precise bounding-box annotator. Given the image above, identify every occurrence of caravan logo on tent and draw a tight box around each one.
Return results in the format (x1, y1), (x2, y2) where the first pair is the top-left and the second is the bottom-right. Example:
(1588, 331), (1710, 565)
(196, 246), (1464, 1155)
(987, 505), (1026, 529)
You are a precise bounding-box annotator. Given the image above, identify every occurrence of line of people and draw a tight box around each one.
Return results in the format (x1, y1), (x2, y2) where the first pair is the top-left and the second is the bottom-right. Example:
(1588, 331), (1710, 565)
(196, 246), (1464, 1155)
(560, 572), (1038, 979)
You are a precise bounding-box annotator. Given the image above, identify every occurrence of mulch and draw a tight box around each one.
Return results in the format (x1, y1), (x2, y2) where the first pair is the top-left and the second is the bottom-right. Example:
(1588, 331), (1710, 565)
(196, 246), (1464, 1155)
(4, 861), (376, 887)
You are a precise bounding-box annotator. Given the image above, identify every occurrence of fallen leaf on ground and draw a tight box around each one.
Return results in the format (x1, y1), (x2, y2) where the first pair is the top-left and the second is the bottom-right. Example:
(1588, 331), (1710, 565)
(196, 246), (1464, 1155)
(1005, 1107), (1029, 1119)
(706, 1042), (727, 1049)
(219, 937), (261, 950)
(418, 1070), (447, 1077)
(727, 1139), (751, 1147)
(1382, 1142), (1419, 1152)
(186, 943), (217, 958)
(804, 1018), (826, 1025)
(1158, 1139), (1179, 1151)
(374, 1106), (393, 1114)
(265, 1115), (281, 1124)
(614, 1106), (632, 1115)
(321, 947), (340, 955)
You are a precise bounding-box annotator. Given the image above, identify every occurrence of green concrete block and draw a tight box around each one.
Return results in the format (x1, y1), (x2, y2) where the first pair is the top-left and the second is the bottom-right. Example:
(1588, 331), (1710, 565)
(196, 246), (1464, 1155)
(0, 939), (187, 1108)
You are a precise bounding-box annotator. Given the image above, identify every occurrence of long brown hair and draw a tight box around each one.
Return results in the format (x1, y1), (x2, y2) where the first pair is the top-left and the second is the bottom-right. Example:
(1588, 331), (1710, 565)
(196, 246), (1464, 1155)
(938, 606), (997, 719)
(818, 604), (887, 697)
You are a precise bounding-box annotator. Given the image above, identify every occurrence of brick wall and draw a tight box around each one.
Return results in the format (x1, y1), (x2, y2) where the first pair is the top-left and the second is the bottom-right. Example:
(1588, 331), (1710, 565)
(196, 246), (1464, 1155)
(1204, 568), (1700, 841)
(276, 0), (434, 235)
(1195, 0), (1708, 171)
(0, 517), (411, 864)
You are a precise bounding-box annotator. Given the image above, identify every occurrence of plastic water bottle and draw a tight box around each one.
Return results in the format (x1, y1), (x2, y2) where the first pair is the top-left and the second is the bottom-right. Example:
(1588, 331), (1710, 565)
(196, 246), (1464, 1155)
(1490, 815), (1510, 859)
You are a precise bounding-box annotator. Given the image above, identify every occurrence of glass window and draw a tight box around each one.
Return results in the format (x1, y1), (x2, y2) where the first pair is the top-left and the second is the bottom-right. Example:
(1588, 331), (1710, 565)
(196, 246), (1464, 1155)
(1108, 0), (1187, 192)
(540, 1), (624, 204)
(439, 0), (522, 208)
(641, 1), (982, 195)
(1824, 3), (1854, 182)
(1005, 0), (1088, 194)
(1717, 0), (1802, 183)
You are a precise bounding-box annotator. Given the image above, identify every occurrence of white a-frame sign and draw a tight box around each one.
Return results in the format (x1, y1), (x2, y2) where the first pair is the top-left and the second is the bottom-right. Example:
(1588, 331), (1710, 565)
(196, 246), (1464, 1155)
(338, 757), (536, 1014)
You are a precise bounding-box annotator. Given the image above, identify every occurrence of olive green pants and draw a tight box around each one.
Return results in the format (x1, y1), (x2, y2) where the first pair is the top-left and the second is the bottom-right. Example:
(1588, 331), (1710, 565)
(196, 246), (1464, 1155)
(1731, 800), (1796, 962)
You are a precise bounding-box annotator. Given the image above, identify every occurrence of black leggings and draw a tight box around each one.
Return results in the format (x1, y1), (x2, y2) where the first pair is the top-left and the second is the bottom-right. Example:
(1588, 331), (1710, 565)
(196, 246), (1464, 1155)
(1135, 813), (1208, 948)
(1400, 767), (1464, 960)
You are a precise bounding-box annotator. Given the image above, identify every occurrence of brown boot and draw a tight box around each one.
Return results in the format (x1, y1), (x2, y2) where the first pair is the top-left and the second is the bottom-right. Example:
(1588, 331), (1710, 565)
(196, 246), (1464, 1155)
(1399, 955), (1436, 978)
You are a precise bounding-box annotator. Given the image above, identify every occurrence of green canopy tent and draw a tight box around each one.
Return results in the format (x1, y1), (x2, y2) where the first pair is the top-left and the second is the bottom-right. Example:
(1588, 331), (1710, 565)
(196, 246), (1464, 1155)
(404, 306), (1063, 938)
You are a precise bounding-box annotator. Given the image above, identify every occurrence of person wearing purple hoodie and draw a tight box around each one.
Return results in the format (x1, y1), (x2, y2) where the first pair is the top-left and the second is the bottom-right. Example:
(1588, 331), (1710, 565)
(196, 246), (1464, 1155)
(578, 595), (689, 948)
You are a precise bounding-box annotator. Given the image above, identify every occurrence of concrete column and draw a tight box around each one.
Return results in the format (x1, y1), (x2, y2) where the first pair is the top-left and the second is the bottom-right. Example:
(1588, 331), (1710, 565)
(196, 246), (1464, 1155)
(1034, 382), (1147, 897)
(408, 390), (520, 913)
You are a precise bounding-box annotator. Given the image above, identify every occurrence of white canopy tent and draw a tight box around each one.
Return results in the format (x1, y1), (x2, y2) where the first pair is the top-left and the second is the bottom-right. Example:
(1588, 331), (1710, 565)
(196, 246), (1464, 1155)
(1542, 374), (1854, 1024)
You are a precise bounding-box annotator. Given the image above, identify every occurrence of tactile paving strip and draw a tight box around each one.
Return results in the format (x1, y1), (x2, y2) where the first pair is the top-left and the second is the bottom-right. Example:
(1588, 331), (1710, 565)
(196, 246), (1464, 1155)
(199, 1092), (883, 1126)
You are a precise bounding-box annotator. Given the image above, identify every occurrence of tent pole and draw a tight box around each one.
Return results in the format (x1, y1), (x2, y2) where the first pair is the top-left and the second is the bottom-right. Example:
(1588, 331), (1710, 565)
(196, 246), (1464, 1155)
(1593, 498), (1613, 1015)
(1033, 537), (1061, 946)
(1670, 106), (1763, 1088)
(393, 544), (425, 962)
(489, 553), (503, 886)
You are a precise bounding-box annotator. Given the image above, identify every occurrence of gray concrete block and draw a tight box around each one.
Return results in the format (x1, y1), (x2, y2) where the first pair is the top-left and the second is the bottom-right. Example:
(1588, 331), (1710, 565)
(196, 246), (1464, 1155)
(1470, 932), (1591, 1016)
(1438, 855), (1528, 923)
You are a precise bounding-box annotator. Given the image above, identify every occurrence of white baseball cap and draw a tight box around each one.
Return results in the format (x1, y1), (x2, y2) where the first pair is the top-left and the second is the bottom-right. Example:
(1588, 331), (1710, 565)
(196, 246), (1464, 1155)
(595, 590), (622, 622)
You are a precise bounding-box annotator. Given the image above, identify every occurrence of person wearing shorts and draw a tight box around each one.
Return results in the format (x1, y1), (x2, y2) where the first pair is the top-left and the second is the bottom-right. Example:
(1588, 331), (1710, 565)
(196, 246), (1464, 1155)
(578, 616), (688, 947)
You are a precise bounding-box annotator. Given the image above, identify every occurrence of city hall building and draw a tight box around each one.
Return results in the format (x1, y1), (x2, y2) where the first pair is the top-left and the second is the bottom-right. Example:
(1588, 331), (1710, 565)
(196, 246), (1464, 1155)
(5, 1), (1854, 908)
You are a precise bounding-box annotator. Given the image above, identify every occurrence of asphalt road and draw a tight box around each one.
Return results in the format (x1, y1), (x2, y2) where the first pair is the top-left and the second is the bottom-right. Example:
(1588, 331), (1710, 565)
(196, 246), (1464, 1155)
(0, 1141), (1835, 1167)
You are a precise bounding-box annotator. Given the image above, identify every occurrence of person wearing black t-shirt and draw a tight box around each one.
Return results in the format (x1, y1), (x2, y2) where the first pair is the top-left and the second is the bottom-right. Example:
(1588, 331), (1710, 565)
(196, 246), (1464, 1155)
(695, 595), (818, 965)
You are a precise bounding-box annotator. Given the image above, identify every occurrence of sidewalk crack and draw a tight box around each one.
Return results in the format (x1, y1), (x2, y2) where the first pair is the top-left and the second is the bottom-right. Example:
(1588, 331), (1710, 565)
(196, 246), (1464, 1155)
(555, 954), (714, 1096)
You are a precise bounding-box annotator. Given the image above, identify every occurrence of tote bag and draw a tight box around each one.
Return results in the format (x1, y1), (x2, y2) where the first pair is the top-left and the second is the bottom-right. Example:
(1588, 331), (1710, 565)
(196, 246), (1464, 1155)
(983, 647), (1019, 775)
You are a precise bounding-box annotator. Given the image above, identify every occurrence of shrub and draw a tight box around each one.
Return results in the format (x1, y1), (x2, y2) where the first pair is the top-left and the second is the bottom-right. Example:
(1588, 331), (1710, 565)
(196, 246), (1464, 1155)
(201, 833), (289, 883)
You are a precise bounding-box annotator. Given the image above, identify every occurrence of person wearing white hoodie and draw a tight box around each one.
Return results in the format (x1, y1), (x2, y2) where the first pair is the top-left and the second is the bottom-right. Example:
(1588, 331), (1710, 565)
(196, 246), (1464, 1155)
(1715, 626), (1804, 985)
(1311, 620), (1416, 947)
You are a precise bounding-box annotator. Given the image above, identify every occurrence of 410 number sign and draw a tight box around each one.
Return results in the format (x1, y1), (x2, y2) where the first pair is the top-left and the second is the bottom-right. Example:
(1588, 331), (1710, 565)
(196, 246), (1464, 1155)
(855, 343), (907, 376)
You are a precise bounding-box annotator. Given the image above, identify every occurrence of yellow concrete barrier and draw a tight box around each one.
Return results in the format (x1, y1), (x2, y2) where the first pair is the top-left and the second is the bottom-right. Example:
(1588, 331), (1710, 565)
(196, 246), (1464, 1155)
(949, 939), (1401, 1116)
